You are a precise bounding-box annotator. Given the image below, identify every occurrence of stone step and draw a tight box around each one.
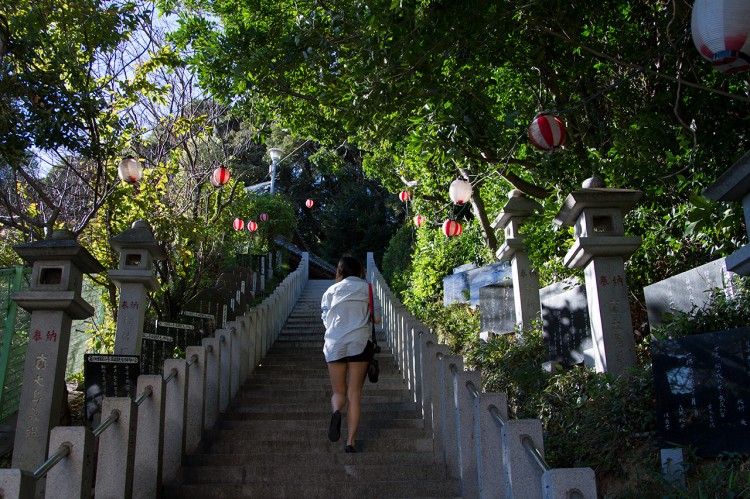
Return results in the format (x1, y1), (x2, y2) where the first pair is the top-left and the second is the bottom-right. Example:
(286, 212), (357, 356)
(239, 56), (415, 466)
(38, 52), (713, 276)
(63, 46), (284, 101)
(206, 435), (435, 454)
(178, 462), (450, 484)
(164, 479), (460, 498)
(168, 279), (461, 498)
(218, 417), (424, 432)
(184, 449), (435, 467)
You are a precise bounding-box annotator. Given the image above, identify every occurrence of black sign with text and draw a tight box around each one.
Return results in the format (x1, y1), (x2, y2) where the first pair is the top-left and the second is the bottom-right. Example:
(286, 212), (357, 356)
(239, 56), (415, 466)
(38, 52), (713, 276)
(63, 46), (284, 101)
(652, 328), (750, 456)
(83, 354), (140, 421)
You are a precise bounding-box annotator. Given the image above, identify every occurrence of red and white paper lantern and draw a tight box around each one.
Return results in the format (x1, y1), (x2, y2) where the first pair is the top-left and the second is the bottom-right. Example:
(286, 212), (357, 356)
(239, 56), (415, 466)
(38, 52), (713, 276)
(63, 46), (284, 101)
(692, 0), (750, 74)
(442, 219), (463, 237)
(232, 218), (244, 231)
(449, 179), (473, 204)
(259, 213), (269, 222)
(247, 221), (258, 232)
(528, 114), (566, 153)
(413, 215), (426, 227)
(399, 191), (411, 202)
(212, 166), (231, 186)
(305, 199), (314, 208)
(118, 157), (143, 184)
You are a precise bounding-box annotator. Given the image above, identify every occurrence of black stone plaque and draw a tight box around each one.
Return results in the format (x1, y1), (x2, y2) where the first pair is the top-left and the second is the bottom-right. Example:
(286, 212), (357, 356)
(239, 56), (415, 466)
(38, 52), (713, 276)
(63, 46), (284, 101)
(651, 327), (750, 457)
(84, 354), (140, 421)
(644, 258), (735, 328)
(540, 281), (592, 366)
(479, 282), (516, 336)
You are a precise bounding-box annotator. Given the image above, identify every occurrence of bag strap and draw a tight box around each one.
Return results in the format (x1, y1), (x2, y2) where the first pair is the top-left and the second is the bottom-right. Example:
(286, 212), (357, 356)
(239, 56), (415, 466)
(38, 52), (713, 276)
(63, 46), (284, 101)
(368, 283), (377, 346)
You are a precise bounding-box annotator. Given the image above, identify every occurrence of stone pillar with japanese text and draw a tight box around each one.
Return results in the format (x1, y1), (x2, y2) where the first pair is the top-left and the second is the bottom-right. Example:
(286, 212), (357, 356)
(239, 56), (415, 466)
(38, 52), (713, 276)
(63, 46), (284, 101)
(109, 220), (166, 355)
(10, 230), (104, 475)
(553, 177), (642, 376)
(492, 189), (543, 331)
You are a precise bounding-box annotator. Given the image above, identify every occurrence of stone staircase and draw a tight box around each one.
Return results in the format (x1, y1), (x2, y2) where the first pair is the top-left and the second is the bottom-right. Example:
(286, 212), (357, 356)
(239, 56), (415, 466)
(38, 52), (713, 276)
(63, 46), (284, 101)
(164, 279), (461, 498)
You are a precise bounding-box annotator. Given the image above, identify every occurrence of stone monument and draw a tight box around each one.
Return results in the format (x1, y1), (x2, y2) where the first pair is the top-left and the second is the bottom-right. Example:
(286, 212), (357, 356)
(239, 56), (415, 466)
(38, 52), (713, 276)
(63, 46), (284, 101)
(109, 220), (166, 355)
(553, 176), (642, 376)
(10, 230), (104, 476)
(703, 149), (750, 276)
(492, 189), (543, 331)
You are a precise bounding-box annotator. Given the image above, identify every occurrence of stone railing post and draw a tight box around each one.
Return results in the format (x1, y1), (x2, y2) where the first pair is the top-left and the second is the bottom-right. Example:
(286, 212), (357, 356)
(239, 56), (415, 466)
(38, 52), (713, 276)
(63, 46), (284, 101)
(202, 338), (221, 431)
(132, 374), (166, 499)
(430, 346), (450, 464)
(442, 355), (463, 479)
(501, 419), (545, 499)
(45, 426), (94, 499)
(162, 359), (188, 486)
(184, 346), (206, 455)
(215, 330), (232, 412)
(95, 397), (137, 497)
(478, 392), (508, 499)
(455, 369), (482, 499)
(225, 322), (241, 399)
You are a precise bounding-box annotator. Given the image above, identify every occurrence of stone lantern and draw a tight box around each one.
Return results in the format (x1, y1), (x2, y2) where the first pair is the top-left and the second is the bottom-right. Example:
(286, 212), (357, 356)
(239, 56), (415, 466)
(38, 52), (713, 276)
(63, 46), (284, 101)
(703, 149), (750, 275)
(553, 177), (642, 376)
(492, 189), (543, 332)
(109, 220), (166, 355)
(11, 230), (104, 474)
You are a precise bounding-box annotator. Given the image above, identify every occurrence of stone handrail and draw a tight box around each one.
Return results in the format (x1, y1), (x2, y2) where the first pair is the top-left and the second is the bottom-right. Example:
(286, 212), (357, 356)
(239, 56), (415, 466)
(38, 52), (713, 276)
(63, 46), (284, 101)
(0, 253), (310, 498)
(366, 252), (597, 499)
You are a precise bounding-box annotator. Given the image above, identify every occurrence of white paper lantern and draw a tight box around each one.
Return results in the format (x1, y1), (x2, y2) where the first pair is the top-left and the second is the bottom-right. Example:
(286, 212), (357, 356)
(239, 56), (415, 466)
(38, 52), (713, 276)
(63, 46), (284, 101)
(449, 179), (472, 204)
(117, 157), (143, 184)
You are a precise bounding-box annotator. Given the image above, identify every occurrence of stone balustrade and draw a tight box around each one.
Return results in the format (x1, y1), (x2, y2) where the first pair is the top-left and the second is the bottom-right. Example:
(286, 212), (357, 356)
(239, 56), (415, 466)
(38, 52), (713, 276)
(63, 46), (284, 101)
(367, 252), (598, 499)
(0, 253), (309, 499)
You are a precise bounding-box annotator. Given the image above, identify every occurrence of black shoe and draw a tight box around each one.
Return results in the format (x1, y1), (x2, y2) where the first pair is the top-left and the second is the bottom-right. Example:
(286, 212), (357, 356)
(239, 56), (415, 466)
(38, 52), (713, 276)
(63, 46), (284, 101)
(345, 445), (357, 453)
(328, 410), (341, 442)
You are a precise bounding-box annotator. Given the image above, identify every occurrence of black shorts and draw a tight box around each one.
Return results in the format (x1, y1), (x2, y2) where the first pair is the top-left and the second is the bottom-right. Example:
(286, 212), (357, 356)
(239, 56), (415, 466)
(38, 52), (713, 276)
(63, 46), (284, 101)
(329, 341), (375, 363)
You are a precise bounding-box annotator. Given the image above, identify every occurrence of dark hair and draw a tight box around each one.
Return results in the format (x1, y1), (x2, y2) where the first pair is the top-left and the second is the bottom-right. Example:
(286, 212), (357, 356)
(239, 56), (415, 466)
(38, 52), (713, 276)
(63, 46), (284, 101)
(335, 255), (363, 281)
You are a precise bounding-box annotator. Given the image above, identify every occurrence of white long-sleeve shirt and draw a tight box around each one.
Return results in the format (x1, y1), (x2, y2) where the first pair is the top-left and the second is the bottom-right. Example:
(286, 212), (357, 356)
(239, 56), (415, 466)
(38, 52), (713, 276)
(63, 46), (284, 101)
(321, 277), (370, 362)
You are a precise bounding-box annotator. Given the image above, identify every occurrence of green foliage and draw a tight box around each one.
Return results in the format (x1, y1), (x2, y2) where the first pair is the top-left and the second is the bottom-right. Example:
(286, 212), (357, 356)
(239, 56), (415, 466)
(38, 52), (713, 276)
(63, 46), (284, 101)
(652, 276), (750, 341)
(401, 220), (490, 318)
(239, 194), (297, 254)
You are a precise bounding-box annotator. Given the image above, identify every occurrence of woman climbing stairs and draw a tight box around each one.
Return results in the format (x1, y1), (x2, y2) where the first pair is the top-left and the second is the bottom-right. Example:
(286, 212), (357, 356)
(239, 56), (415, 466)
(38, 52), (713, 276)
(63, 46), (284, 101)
(164, 279), (461, 498)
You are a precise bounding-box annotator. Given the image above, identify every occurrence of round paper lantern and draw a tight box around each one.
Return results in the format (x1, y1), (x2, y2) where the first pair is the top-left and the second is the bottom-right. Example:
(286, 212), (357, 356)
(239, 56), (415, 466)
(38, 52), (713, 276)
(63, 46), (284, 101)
(399, 191), (411, 202)
(247, 221), (258, 232)
(259, 213), (269, 222)
(692, 0), (750, 74)
(209, 175), (221, 188)
(212, 166), (231, 186)
(528, 114), (566, 153)
(449, 179), (472, 204)
(118, 157), (143, 184)
(413, 215), (426, 227)
(442, 219), (463, 237)
(305, 199), (314, 208)
(232, 218), (244, 231)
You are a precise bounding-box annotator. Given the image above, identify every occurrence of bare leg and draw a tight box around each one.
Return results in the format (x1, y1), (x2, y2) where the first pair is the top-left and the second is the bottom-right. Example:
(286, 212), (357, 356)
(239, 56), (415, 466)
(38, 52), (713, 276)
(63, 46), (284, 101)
(345, 361), (369, 447)
(328, 362), (348, 412)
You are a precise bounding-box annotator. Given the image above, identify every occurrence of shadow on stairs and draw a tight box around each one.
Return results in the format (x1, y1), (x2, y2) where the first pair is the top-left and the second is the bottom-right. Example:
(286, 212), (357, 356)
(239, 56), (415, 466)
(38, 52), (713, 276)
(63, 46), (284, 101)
(163, 279), (462, 498)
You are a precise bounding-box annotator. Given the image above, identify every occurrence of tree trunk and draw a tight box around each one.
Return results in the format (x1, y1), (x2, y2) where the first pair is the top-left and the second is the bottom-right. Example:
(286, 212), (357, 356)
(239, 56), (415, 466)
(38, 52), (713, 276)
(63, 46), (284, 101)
(459, 168), (497, 253)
